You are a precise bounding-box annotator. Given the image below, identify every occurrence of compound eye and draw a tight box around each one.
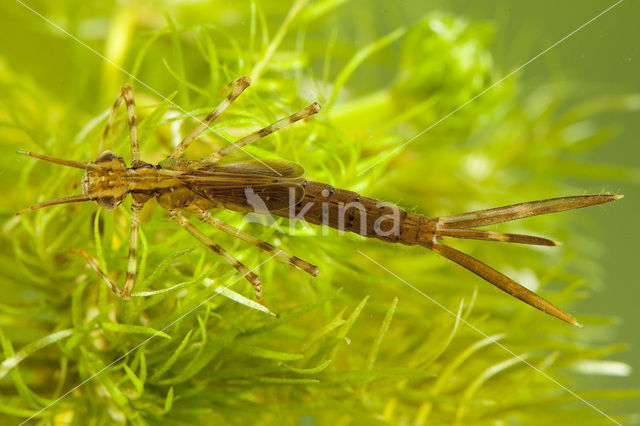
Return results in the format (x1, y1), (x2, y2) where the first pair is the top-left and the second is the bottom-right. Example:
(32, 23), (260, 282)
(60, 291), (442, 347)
(96, 196), (119, 210)
(96, 150), (119, 163)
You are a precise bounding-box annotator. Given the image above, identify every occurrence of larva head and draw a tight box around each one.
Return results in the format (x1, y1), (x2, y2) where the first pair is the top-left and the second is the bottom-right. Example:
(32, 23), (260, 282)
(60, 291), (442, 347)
(81, 150), (129, 210)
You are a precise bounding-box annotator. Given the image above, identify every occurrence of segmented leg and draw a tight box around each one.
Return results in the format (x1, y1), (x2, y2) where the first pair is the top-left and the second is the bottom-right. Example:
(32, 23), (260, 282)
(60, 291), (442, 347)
(170, 76), (251, 159)
(72, 248), (123, 298)
(166, 208), (264, 302)
(204, 102), (321, 162)
(121, 201), (144, 298)
(188, 206), (319, 277)
(99, 84), (140, 161)
(71, 200), (145, 298)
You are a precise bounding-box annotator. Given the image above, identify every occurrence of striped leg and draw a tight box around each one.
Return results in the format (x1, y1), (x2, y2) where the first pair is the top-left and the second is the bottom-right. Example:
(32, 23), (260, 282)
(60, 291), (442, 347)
(99, 85), (140, 161)
(72, 200), (144, 299)
(72, 248), (123, 298)
(166, 209), (264, 302)
(121, 201), (144, 298)
(204, 102), (321, 162)
(188, 206), (319, 277)
(170, 76), (251, 159)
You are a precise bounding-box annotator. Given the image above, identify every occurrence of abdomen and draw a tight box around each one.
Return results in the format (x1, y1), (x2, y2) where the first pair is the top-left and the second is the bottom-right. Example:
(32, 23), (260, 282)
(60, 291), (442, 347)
(272, 181), (434, 245)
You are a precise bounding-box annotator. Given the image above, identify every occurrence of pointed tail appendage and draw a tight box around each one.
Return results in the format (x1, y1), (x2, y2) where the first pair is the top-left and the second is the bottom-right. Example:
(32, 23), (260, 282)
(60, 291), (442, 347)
(276, 181), (622, 326)
(419, 195), (622, 326)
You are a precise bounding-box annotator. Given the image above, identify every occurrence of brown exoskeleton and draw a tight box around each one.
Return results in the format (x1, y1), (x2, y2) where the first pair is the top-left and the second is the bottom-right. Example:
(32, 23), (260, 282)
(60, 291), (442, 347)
(17, 76), (621, 326)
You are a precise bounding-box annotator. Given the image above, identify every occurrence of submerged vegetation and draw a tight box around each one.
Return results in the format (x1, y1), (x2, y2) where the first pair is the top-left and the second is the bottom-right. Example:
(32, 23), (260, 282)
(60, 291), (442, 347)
(0, 0), (637, 424)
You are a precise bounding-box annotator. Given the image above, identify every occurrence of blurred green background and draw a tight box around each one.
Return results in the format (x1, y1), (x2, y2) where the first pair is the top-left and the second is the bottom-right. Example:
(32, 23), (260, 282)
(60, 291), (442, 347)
(0, 0), (638, 423)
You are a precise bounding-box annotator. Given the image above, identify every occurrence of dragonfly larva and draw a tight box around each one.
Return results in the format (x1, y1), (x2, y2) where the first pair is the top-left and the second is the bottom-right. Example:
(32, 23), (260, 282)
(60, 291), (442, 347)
(17, 76), (621, 326)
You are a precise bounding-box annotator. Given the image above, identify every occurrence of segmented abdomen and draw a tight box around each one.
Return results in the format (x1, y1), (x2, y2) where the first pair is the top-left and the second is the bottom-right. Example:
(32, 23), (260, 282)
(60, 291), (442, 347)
(273, 181), (434, 245)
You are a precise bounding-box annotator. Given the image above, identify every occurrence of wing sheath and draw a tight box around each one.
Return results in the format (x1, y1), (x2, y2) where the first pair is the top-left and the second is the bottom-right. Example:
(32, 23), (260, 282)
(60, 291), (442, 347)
(176, 159), (306, 211)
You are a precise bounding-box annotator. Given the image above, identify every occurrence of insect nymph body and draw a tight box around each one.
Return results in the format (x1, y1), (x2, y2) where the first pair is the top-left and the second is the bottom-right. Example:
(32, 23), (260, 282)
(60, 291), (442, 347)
(18, 77), (621, 326)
